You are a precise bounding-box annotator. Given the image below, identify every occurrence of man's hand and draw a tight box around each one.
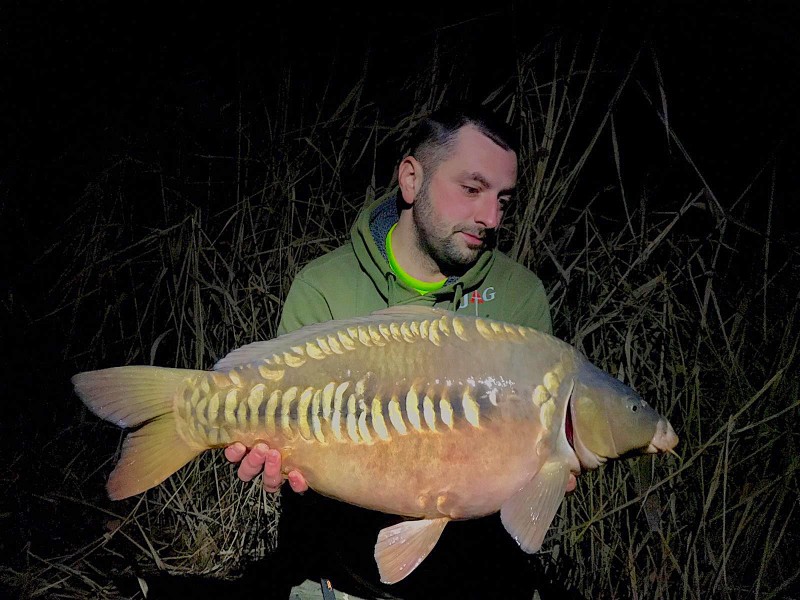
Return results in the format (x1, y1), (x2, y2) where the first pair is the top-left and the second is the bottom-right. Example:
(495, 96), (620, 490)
(224, 442), (309, 494)
(566, 473), (577, 493)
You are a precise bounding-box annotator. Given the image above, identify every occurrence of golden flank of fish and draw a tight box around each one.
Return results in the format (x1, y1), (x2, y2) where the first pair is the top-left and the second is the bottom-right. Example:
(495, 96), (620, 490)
(73, 306), (678, 583)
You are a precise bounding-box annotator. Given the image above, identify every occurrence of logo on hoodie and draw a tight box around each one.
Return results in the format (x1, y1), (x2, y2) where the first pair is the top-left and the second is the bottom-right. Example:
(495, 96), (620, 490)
(458, 287), (496, 314)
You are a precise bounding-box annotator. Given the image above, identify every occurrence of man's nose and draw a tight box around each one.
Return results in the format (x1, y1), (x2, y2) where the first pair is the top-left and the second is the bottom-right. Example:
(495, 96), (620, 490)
(475, 197), (501, 229)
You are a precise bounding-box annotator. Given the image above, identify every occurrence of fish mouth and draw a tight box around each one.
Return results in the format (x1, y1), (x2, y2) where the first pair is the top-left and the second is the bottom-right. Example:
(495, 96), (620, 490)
(646, 419), (679, 454)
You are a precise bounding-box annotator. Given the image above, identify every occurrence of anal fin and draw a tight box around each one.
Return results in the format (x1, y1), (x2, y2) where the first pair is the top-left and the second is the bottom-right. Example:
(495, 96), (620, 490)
(500, 460), (570, 553)
(374, 517), (449, 584)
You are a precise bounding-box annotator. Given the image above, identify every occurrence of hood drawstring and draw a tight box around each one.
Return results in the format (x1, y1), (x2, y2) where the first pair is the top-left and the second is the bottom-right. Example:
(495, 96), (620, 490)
(451, 281), (464, 312)
(386, 272), (397, 307)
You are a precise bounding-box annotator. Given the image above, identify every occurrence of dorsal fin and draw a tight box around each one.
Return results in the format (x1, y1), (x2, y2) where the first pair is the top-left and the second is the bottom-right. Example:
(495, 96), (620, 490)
(212, 306), (452, 371)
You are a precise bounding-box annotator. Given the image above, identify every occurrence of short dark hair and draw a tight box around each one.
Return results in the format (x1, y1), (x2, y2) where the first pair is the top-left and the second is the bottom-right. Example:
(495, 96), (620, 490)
(405, 103), (519, 174)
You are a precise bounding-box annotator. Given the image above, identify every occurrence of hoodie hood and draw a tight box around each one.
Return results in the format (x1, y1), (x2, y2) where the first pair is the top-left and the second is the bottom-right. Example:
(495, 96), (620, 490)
(351, 192), (496, 310)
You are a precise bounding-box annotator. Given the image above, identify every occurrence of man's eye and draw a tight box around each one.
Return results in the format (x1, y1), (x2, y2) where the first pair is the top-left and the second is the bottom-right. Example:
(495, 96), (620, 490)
(499, 196), (513, 207)
(462, 185), (480, 195)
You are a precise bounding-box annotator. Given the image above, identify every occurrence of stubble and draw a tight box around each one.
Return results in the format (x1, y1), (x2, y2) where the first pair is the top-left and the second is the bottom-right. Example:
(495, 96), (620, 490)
(411, 182), (496, 276)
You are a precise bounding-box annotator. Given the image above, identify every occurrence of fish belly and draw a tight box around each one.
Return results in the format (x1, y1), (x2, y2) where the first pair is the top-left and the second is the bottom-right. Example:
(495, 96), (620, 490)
(288, 416), (546, 519)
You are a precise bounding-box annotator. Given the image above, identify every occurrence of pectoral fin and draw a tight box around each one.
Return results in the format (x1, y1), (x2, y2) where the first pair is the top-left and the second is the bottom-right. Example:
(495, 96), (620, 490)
(500, 461), (570, 553)
(374, 517), (449, 584)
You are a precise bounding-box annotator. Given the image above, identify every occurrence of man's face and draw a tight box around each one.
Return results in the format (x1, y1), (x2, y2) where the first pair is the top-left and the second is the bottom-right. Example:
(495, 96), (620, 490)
(412, 125), (518, 274)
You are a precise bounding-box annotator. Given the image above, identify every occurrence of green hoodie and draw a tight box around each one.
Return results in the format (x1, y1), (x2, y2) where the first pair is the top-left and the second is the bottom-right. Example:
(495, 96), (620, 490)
(278, 192), (552, 335)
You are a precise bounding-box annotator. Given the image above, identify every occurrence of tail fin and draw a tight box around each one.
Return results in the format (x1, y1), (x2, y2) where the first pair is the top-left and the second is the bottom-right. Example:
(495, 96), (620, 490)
(72, 366), (205, 500)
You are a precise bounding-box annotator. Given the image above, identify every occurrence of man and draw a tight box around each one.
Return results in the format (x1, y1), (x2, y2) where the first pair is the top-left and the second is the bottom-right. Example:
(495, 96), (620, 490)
(226, 104), (576, 598)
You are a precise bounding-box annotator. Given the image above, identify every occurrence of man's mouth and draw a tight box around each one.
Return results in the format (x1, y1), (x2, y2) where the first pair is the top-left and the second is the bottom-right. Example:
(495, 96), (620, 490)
(460, 231), (484, 246)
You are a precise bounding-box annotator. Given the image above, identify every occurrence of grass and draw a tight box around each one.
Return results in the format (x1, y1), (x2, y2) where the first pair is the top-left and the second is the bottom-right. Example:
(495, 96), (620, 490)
(3, 34), (798, 599)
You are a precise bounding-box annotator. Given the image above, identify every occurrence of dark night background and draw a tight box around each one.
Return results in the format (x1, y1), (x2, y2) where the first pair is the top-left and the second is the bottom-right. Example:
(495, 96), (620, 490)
(1, 0), (799, 598)
(3, 0), (798, 235)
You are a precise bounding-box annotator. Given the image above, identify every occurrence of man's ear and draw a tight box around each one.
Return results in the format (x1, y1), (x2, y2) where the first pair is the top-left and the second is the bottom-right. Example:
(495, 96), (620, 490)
(398, 156), (423, 205)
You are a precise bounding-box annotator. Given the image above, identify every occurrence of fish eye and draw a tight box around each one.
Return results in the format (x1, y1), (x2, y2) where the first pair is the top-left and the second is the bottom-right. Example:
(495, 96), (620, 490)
(631, 405), (638, 412)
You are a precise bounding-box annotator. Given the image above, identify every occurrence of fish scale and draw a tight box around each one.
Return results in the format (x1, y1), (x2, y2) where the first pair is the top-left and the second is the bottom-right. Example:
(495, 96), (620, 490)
(73, 306), (678, 585)
(181, 372), (498, 449)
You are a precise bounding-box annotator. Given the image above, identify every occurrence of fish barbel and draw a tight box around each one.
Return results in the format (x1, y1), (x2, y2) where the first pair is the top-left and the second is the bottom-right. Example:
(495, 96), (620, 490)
(73, 306), (678, 583)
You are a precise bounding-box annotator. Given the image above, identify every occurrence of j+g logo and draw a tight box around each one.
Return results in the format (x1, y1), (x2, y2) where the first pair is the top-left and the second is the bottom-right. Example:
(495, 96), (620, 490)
(458, 287), (496, 313)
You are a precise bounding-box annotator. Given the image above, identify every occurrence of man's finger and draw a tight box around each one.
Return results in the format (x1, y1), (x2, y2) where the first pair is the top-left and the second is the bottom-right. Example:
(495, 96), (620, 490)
(261, 449), (283, 493)
(237, 443), (269, 482)
(224, 442), (247, 464)
(287, 470), (309, 493)
(566, 473), (577, 493)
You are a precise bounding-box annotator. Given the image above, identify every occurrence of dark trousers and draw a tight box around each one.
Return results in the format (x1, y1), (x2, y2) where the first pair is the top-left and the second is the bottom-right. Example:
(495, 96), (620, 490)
(250, 489), (586, 600)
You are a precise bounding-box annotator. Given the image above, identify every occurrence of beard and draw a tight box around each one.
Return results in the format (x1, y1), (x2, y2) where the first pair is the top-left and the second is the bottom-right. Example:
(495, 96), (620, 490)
(411, 183), (497, 276)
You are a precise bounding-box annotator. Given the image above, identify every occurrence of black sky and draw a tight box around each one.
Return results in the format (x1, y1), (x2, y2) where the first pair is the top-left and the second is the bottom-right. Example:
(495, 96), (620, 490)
(2, 0), (799, 269)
